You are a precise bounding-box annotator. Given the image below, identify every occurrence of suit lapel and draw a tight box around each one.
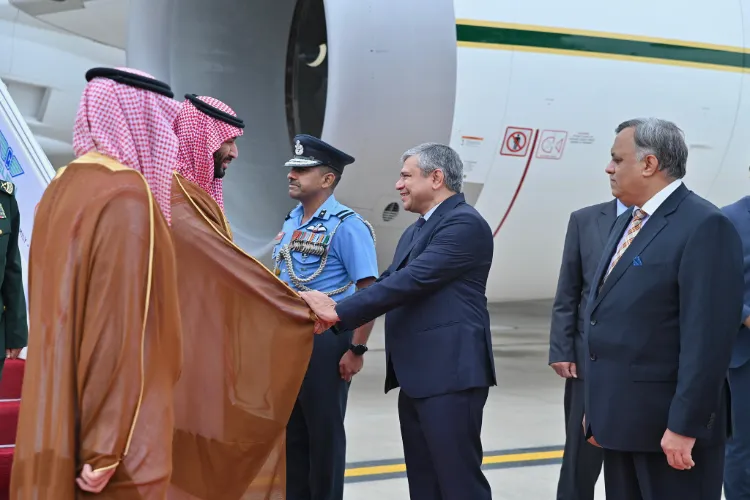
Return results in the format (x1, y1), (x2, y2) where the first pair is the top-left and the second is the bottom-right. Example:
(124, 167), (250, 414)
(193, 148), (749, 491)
(594, 215), (668, 301)
(393, 193), (465, 269)
(392, 224), (421, 266)
(589, 211), (630, 309)
(596, 199), (620, 247)
(590, 184), (690, 313)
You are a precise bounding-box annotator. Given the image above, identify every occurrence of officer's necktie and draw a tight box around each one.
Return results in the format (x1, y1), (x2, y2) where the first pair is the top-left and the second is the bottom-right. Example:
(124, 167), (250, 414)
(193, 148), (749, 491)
(603, 208), (647, 283)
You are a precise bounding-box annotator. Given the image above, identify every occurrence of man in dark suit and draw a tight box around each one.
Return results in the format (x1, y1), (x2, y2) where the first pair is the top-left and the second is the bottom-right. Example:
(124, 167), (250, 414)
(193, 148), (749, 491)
(549, 197), (628, 500)
(299, 142), (496, 500)
(720, 194), (750, 499)
(582, 117), (744, 500)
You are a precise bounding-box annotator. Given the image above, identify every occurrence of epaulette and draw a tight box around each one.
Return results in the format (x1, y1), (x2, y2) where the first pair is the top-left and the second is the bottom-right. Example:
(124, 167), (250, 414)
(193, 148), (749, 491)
(333, 209), (376, 243)
(0, 181), (15, 196)
(284, 210), (293, 221)
(334, 209), (356, 221)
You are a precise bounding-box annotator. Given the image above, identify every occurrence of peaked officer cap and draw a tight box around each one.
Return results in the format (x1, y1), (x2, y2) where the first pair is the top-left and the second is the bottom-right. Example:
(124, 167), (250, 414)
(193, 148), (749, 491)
(284, 134), (355, 174)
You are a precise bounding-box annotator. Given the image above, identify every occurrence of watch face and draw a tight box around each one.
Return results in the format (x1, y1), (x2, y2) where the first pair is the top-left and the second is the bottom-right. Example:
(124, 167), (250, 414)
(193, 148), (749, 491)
(351, 344), (367, 355)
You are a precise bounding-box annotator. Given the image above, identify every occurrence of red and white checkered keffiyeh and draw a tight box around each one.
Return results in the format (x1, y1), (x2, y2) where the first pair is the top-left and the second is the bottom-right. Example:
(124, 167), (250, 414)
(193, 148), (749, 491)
(173, 96), (244, 211)
(72, 67), (180, 224)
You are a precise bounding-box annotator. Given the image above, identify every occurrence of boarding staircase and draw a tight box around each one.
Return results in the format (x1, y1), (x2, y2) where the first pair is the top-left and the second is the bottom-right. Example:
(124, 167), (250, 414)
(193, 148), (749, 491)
(0, 359), (24, 500)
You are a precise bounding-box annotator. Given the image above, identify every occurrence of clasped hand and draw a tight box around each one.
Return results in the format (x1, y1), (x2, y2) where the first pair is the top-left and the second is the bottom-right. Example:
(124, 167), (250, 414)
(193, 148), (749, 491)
(300, 291), (339, 334)
(5, 348), (22, 359)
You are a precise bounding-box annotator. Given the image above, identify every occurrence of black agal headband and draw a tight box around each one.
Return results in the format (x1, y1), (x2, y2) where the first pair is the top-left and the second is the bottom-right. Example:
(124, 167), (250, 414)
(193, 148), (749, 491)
(184, 94), (245, 129)
(85, 67), (174, 98)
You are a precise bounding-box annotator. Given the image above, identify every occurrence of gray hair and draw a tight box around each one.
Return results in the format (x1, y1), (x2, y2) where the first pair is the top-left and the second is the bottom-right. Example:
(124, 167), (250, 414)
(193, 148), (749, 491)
(615, 118), (687, 179)
(400, 143), (463, 193)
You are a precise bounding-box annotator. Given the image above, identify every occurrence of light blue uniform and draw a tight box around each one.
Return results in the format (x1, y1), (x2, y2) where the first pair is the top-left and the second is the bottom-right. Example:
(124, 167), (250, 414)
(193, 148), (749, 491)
(280, 133), (378, 500)
(275, 194), (377, 500)
(272, 194), (378, 302)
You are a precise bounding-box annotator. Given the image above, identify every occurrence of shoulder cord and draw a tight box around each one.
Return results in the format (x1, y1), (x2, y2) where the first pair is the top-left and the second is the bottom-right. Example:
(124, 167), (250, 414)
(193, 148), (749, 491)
(276, 215), (376, 296)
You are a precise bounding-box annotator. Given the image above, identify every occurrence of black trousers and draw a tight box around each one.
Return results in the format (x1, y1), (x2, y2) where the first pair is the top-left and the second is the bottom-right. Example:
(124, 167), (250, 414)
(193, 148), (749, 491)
(398, 387), (492, 500)
(286, 328), (352, 500)
(556, 377), (603, 500)
(603, 444), (725, 500)
(725, 361), (750, 499)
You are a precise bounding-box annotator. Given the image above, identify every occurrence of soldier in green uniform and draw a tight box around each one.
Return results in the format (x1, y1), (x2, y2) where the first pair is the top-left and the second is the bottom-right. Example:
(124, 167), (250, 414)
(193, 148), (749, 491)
(0, 179), (28, 381)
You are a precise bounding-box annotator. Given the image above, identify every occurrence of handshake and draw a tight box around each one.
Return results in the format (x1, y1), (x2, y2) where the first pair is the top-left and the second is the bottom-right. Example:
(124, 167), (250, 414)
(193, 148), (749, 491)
(300, 290), (340, 334)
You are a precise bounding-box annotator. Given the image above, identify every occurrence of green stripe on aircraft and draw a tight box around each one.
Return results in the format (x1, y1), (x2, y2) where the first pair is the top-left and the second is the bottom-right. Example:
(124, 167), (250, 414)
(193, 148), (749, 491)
(456, 24), (747, 69)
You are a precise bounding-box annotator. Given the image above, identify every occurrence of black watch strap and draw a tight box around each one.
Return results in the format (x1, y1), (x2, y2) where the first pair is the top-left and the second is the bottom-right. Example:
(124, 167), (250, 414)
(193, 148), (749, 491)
(349, 344), (368, 356)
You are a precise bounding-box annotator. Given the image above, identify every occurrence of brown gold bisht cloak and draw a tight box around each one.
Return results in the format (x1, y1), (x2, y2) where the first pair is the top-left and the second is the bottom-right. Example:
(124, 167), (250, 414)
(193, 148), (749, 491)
(10, 152), (183, 499)
(168, 172), (315, 500)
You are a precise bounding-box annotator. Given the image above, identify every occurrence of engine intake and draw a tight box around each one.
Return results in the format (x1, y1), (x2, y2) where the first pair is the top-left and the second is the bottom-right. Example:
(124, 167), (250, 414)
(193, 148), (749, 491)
(127, 0), (457, 268)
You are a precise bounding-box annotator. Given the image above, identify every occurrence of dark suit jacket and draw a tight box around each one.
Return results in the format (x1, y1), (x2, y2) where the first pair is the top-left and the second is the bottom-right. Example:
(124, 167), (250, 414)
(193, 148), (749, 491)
(721, 196), (750, 369)
(583, 183), (744, 453)
(549, 199), (624, 379)
(335, 193), (497, 399)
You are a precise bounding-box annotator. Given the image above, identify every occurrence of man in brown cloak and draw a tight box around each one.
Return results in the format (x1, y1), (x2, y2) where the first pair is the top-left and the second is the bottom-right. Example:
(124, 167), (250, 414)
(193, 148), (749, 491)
(10, 67), (184, 499)
(168, 94), (317, 499)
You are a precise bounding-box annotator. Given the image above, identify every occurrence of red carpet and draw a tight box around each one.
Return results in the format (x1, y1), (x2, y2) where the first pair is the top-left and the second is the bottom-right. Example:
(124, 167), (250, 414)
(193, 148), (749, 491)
(0, 402), (18, 448)
(0, 359), (25, 500)
(0, 448), (11, 500)
(0, 448), (13, 500)
(0, 359), (22, 400)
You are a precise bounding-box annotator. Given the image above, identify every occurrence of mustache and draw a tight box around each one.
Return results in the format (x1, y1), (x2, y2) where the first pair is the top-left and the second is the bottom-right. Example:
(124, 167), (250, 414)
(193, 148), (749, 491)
(213, 151), (233, 164)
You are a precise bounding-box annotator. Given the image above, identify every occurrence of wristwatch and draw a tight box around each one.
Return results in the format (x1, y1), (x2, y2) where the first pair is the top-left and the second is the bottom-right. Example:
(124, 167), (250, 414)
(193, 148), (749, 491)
(349, 344), (368, 356)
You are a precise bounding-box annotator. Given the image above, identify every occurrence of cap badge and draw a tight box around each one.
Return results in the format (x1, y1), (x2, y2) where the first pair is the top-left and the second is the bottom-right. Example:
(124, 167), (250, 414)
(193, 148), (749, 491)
(295, 140), (304, 156)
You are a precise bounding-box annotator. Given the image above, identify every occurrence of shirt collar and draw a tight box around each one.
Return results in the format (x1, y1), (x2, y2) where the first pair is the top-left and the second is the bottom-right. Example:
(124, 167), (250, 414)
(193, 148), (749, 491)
(638, 179), (683, 217)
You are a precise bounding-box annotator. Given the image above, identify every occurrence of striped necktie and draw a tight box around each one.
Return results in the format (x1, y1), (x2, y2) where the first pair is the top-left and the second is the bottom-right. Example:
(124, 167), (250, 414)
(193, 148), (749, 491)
(603, 208), (648, 282)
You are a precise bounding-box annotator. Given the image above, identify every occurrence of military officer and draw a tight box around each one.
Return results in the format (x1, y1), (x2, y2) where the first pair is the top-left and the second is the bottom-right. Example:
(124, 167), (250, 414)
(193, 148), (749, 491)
(273, 134), (378, 500)
(0, 179), (28, 382)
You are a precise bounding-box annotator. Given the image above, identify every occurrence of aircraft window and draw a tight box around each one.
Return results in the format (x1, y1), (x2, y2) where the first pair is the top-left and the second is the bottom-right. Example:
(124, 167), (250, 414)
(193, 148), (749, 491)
(285, 0), (327, 143)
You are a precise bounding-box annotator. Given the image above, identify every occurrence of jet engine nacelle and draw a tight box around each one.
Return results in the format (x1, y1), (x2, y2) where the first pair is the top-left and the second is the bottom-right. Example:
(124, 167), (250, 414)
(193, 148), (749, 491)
(127, 0), (458, 268)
